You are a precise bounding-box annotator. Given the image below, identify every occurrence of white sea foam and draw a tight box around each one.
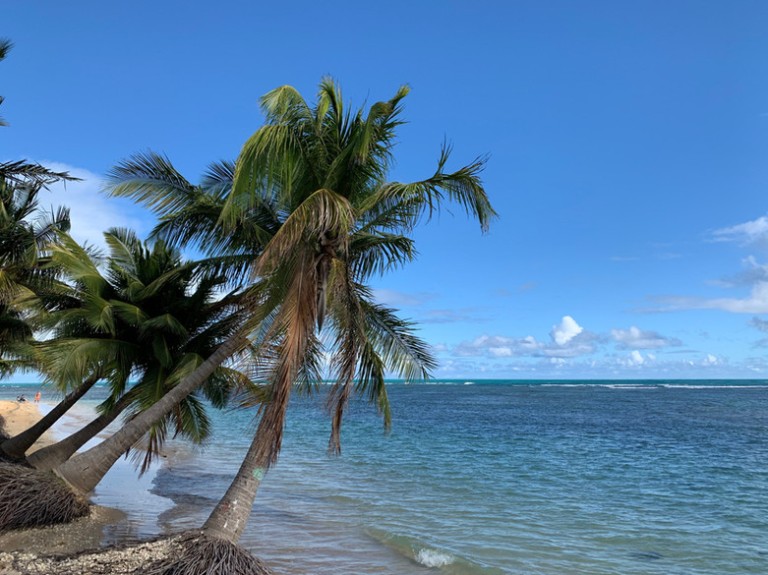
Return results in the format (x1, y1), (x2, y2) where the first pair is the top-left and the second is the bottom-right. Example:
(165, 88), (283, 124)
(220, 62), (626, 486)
(660, 384), (768, 389)
(605, 384), (658, 390)
(535, 382), (768, 390)
(415, 548), (455, 567)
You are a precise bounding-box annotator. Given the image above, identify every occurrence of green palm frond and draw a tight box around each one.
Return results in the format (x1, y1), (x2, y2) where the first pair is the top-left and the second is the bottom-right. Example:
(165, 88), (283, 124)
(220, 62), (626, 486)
(103, 228), (142, 278)
(362, 145), (495, 232)
(0, 161), (79, 187)
(110, 300), (147, 327)
(141, 313), (189, 339)
(48, 232), (106, 294)
(200, 160), (236, 192)
(105, 152), (196, 217)
(349, 232), (416, 278)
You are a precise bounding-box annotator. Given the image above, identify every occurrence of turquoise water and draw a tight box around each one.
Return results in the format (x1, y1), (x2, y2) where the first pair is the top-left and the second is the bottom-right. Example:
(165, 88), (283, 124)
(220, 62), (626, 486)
(3, 380), (768, 574)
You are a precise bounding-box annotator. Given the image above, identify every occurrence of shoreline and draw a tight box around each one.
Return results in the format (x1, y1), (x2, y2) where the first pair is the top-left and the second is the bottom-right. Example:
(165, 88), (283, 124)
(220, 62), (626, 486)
(0, 400), (57, 453)
(0, 398), (172, 558)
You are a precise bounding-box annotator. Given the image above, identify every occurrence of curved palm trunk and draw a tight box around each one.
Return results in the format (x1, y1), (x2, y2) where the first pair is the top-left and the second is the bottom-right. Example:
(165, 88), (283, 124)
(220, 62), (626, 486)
(202, 397), (288, 542)
(55, 334), (248, 494)
(26, 392), (133, 471)
(0, 374), (100, 459)
(204, 264), (313, 543)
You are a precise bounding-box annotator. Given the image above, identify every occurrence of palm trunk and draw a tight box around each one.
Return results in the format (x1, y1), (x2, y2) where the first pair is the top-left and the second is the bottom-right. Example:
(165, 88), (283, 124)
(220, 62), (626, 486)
(26, 392), (133, 471)
(202, 398), (286, 542)
(203, 264), (312, 543)
(55, 334), (248, 494)
(0, 374), (100, 459)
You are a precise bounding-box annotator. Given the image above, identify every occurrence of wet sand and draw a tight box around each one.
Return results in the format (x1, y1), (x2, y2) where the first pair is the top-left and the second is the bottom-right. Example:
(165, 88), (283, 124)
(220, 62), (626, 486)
(0, 399), (271, 574)
(0, 400), (129, 561)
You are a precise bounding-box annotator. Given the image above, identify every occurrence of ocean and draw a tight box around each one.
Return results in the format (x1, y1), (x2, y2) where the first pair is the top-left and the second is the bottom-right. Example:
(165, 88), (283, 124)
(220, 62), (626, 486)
(2, 380), (767, 574)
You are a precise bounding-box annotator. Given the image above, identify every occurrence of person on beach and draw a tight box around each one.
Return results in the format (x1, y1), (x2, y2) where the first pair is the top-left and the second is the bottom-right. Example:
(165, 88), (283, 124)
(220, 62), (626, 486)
(34, 392), (41, 403)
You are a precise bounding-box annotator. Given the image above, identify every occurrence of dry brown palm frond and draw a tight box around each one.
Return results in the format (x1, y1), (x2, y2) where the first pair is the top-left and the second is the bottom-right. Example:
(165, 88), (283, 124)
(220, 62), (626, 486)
(0, 462), (88, 531)
(145, 532), (273, 575)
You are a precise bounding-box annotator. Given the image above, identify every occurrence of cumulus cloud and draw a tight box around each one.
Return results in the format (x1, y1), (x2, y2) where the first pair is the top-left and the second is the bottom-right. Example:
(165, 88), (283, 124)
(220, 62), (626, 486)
(453, 335), (539, 358)
(611, 326), (682, 349)
(551, 316), (583, 345)
(711, 256), (768, 289)
(452, 316), (596, 360)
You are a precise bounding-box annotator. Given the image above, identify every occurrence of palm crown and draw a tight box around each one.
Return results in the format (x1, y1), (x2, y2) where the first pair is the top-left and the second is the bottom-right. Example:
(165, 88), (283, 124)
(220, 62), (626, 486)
(40, 228), (251, 470)
(226, 80), (495, 461)
(0, 176), (70, 376)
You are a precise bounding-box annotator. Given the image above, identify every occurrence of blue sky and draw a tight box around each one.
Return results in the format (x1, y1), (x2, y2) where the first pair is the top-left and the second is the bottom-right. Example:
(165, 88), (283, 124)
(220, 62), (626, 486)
(3, 1), (768, 379)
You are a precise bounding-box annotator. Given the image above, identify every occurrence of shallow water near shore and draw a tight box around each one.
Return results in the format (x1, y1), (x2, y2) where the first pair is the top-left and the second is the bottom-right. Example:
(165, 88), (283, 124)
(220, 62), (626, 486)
(3, 380), (768, 574)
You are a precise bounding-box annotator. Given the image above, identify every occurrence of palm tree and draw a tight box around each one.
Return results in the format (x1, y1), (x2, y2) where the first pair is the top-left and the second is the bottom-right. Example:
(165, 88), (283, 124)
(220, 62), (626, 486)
(5, 228), (252, 468)
(196, 79), (494, 546)
(25, 389), (133, 470)
(1, 39), (77, 376)
(55, 82), (493, 572)
(0, 176), (71, 379)
(1, 373), (102, 460)
(49, 159), (276, 493)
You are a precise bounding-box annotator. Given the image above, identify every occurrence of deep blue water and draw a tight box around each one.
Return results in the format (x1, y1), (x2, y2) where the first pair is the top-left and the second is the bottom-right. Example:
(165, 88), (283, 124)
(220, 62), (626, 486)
(3, 380), (767, 574)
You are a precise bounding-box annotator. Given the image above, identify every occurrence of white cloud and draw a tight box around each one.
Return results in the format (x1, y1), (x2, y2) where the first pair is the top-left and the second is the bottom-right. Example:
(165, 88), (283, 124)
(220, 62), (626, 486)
(698, 282), (768, 313)
(41, 162), (152, 249)
(452, 316), (596, 360)
(611, 326), (682, 349)
(712, 215), (768, 246)
(550, 316), (583, 345)
(454, 335), (534, 358)
(653, 281), (768, 314)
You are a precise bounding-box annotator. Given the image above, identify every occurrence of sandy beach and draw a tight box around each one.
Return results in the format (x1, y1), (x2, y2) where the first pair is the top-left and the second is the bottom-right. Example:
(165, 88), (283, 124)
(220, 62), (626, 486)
(0, 398), (135, 569)
(0, 400), (56, 454)
(0, 396), (250, 573)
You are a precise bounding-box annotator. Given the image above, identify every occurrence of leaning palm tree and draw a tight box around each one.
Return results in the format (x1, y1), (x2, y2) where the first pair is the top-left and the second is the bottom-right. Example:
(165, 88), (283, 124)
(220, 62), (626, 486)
(1, 228), (256, 531)
(53, 82), (493, 575)
(49, 160), (278, 493)
(139, 80), (495, 574)
(23, 229), (252, 470)
(201, 79), (494, 538)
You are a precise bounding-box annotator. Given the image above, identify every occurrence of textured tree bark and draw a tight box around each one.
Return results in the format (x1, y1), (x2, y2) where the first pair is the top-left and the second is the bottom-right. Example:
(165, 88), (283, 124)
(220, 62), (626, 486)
(203, 267), (310, 543)
(26, 392), (133, 471)
(55, 334), (248, 494)
(0, 374), (100, 459)
(201, 398), (287, 542)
